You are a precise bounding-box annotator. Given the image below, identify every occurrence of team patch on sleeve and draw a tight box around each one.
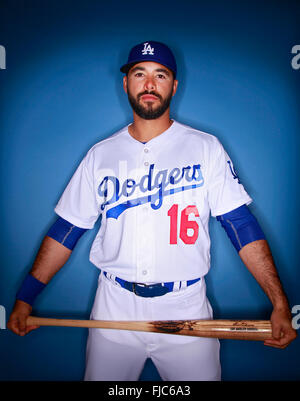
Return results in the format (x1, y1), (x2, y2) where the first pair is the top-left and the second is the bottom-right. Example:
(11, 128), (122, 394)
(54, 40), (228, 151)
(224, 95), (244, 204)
(227, 160), (241, 184)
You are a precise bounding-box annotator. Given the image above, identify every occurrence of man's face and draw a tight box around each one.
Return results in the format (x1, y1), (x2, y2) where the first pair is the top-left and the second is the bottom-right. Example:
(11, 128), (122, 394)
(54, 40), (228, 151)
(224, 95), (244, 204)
(123, 62), (178, 120)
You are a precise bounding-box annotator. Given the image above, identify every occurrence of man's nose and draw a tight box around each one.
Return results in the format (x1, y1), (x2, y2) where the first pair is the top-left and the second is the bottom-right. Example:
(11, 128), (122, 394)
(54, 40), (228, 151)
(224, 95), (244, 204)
(144, 77), (155, 91)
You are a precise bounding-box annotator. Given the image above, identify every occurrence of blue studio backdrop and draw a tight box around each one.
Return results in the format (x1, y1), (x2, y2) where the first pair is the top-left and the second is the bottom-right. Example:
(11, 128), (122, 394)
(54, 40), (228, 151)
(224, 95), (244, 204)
(0, 0), (299, 381)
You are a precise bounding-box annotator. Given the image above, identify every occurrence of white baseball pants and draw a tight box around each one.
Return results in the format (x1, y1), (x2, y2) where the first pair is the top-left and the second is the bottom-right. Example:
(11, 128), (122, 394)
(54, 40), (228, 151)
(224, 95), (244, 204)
(84, 272), (221, 381)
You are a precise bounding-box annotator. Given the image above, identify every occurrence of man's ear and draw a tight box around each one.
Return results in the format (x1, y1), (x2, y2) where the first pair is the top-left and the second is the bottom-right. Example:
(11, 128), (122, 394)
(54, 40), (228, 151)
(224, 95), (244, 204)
(123, 75), (128, 94)
(172, 79), (178, 97)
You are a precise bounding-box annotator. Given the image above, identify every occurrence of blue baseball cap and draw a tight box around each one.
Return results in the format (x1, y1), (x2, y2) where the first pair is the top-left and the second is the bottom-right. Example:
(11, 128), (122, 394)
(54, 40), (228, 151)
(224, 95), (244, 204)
(120, 41), (177, 78)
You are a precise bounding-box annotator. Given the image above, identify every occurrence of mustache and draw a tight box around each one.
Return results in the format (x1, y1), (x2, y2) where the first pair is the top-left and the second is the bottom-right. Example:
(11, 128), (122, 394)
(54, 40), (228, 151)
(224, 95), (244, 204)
(137, 91), (162, 101)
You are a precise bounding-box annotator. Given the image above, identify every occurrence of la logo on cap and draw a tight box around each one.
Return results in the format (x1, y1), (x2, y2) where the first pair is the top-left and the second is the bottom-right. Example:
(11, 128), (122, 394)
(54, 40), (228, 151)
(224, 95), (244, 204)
(142, 42), (154, 55)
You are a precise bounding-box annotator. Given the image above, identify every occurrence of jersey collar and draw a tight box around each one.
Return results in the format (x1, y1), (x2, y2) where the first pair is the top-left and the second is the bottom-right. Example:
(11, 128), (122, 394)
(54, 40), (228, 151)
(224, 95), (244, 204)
(126, 119), (179, 149)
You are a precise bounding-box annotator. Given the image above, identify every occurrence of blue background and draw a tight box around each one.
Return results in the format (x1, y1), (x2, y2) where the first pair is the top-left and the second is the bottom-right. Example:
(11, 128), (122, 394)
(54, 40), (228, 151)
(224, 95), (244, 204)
(0, 0), (299, 381)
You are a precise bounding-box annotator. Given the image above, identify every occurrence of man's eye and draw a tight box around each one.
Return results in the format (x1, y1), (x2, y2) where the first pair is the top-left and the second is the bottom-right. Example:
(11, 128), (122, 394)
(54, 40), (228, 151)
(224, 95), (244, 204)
(157, 74), (166, 79)
(135, 72), (144, 77)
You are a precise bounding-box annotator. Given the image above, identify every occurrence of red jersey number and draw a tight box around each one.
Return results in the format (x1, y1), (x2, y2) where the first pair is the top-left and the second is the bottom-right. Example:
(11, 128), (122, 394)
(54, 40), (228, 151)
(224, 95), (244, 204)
(167, 204), (199, 245)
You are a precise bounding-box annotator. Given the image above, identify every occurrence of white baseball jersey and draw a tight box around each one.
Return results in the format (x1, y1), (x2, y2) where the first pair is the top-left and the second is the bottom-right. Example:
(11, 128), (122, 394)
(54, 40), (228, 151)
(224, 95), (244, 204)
(54, 120), (252, 283)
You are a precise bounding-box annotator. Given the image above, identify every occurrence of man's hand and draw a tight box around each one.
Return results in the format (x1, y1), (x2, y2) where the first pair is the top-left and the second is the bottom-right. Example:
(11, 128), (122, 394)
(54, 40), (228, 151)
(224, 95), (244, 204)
(7, 300), (39, 336)
(264, 307), (297, 348)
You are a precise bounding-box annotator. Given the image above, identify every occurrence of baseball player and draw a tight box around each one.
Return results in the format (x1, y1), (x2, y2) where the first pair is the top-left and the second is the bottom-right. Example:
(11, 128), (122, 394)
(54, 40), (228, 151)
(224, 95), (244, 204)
(8, 41), (296, 381)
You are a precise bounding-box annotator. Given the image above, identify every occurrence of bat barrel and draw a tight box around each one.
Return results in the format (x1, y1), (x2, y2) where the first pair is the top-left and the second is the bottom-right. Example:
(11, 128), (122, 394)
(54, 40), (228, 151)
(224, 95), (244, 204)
(149, 319), (272, 341)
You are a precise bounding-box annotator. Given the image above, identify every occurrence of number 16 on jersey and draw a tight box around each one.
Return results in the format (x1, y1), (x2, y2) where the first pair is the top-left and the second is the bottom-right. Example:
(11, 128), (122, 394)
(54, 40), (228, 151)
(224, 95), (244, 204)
(167, 204), (200, 245)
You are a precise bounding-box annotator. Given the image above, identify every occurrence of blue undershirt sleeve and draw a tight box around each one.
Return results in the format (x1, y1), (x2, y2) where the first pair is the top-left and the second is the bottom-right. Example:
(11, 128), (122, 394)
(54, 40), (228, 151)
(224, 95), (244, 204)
(46, 217), (88, 250)
(216, 204), (266, 252)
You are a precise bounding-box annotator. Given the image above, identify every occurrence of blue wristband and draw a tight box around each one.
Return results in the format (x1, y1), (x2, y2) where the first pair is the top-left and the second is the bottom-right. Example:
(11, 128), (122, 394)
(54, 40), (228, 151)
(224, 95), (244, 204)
(16, 274), (46, 306)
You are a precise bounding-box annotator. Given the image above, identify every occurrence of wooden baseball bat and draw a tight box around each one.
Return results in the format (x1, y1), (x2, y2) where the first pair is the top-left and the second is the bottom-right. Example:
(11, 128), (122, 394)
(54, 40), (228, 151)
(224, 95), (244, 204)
(26, 316), (272, 341)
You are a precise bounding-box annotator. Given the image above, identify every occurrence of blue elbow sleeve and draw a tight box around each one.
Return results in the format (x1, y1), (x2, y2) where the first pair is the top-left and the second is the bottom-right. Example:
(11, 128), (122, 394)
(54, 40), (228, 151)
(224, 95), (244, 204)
(46, 217), (87, 250)
(216, 205), (266, 252)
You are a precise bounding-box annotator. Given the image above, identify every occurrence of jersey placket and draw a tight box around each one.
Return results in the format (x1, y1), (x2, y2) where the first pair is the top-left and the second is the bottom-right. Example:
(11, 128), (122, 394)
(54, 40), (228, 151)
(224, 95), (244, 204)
(135, 145), (155, 283)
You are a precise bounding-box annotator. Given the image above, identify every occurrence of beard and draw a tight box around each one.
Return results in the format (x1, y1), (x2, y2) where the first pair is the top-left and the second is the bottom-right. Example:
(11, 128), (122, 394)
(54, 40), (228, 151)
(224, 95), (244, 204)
(127, 86), (173, 120)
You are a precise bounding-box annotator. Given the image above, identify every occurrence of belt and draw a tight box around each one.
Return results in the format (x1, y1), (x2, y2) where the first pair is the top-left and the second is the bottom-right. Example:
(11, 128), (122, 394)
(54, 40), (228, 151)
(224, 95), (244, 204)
(103, 272), (201, 298)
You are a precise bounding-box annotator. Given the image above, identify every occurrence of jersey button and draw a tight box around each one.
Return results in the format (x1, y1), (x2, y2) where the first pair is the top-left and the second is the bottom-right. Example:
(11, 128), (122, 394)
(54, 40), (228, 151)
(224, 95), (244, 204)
(144, 162), (149, 167)
(144, 148), (149, 153)
(142, 270), (148, 275)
